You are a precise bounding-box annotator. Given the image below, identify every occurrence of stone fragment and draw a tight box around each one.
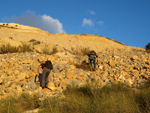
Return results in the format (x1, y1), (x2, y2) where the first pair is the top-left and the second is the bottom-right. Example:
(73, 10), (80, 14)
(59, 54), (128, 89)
(141, 74), (149, 79)
(7, 70), (13, 76)
(131, 55), (140, 61)
(13, 70), (20, 75)
(70, 65), (76, 70)
(29, 72), (36, 78)
(108, 61), (118, 67)
(144, 65), (150, 69)
(0, 78), (4, 84)
(131, 70), (140, 78)
(101, 71), (108, 76)
(38, 56), (47, 63)
(17, 73), (26, 81)
(124, 68), (130, 72)
(22, 59), (32, 64)
(76, 76), (82, 81)
(47, 82), (56, 91)
(125, 78), (133, 86)
(65, 71), (74, 79)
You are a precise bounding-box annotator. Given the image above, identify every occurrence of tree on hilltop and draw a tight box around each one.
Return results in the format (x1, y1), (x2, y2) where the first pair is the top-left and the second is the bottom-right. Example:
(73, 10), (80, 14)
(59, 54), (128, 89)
(145, 43), (150, 50)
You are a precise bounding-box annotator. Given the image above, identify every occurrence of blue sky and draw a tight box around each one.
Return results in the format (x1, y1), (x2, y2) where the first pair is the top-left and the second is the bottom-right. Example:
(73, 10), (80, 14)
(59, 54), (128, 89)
(0, 0), (150, 49)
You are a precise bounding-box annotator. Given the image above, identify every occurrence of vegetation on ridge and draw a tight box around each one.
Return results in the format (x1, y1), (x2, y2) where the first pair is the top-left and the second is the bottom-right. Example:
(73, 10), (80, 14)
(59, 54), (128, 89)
(145, 43), (150, 53)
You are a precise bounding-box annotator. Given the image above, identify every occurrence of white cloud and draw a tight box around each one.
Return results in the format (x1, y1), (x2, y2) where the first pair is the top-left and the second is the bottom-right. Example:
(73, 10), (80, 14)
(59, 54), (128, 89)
(97, 21), (104, 26)
(89, 11), (95, 15)
(82, 18), (94, 27)
(2, 10), (66, 33)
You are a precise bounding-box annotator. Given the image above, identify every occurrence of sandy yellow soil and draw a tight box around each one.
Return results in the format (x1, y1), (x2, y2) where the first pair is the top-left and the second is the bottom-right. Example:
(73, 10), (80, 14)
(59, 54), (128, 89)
(0, 23), (144, 52)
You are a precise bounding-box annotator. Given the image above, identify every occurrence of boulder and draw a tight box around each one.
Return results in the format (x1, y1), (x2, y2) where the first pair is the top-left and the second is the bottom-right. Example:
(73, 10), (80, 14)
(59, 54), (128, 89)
(131, 55), (140, 61)
(17, 73), (26, 81)
(47, 82), (56, 91)
(65, 71), (74, 79)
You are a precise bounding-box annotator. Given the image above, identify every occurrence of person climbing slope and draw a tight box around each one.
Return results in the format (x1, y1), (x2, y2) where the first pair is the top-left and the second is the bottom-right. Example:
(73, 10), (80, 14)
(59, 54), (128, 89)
(88, 50), (98, 71)
(37, 60), (53, 89)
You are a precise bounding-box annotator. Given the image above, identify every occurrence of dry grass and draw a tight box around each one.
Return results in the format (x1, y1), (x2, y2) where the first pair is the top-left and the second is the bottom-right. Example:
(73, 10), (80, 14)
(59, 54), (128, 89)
(39, 82), (150, 113)
(72, 46), (91, 56)
(0, 93), (40, 113)
(0, 43), (32, 54)
(0, 82), (150, 113)
(74, 61), (93, 71)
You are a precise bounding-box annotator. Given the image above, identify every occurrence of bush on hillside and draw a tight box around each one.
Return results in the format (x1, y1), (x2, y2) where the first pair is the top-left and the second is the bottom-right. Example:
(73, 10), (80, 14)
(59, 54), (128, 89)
(0, 44), (20, 53)
(43, 49), (50, 55)
(9, 37), (13, 40)
(145, 43), (150, 50)
(50, 46), (58, 55)
(0, 44), (32, 54)
(72, 47), (91, 56)
(29, 39), (36, 42)
(20, 44), (32, 52)
(29, 39), (41, 45)
(74, 61), (93, 71)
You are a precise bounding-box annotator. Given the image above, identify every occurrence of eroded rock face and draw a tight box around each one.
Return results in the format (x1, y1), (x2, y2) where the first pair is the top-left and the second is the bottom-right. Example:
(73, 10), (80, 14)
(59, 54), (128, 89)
(0, 49), (149, 100)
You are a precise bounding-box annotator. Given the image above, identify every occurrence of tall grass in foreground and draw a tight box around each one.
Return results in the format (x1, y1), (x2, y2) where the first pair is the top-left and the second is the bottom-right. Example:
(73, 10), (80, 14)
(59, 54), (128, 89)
(40, 82), (150, 113)
(0, 93), (40, 113)
(0, 82), (150, 113)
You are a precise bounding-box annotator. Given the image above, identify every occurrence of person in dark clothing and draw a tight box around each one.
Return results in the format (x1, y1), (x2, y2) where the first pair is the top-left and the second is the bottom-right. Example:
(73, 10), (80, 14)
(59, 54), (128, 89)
(88, 50), (98, 71)
(37, 60), (53, 89)
(41, 66), (51, 89)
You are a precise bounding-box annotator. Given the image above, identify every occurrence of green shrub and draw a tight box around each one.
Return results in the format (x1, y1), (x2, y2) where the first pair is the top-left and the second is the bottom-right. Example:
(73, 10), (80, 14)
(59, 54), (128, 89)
(33, 41), (41, 45)
(50, 46), (58, 55)
(9, 37), (13, 40)
(29, 39), (36, 42)
(43, 49), (50, 55)
(29, 39), (41, 45)
(20, 44), (32, 52)
(145, 43), (150, 50)
(36, 41), (41, 44)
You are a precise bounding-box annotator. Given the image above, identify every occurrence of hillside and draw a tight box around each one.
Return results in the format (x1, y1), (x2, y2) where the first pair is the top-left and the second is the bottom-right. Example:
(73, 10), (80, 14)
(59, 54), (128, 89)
(0, 23), (150, 112)
(0, 23), (144, 53)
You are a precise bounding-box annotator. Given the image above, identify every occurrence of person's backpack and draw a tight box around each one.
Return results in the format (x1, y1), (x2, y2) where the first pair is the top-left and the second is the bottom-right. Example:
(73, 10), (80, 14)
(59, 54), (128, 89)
(88, 50), (97, 60)
(90, 50), (96, 55)
(45, 60), (53, 69)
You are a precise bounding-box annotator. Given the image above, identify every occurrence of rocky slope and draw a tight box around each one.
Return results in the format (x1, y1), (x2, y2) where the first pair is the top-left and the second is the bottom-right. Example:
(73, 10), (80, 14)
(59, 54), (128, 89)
(0, 49), (149, 100)
(0, 23), (149, 101)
